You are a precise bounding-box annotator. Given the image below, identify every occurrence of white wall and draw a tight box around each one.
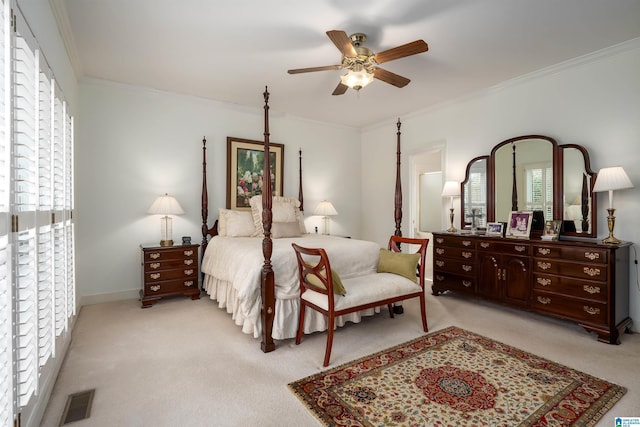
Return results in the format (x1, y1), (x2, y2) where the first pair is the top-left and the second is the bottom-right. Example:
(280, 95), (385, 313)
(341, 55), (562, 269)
(75, 80), (361, 302)
(361, 40), (640, 331)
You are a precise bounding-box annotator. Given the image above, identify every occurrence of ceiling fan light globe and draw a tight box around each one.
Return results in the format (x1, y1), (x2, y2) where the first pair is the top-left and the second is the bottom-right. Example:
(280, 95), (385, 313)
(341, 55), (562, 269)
(340, 68), (374, 90)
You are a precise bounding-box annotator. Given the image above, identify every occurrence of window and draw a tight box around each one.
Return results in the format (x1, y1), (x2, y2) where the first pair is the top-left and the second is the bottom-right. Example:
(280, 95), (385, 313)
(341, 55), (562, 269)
(0, 4), (76, 425)
(524, 163), (553, 219)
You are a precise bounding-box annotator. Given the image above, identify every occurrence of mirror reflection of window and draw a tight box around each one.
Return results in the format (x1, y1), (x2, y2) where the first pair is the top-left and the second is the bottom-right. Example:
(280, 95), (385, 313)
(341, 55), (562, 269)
(523, 163), (553, 220)
(464, 161), (487, 228)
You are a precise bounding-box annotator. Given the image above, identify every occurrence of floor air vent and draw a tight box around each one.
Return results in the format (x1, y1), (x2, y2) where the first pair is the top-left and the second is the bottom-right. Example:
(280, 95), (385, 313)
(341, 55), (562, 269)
(60, 389), (95, 425)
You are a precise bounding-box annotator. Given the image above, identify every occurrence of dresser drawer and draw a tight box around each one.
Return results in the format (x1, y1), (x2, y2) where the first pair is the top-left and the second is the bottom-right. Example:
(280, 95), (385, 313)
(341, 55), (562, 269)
(477, 240), (529, 255)
(433, 273), (475, 293)
(144, 257), (197, 271)
(144, 247), (198, 262)
(532, 291), (607, 324)
(434, 257), (475, 276)
(533, 274), (608, 302)
(434, 236), (475, 249)
(434, 246), (475, 260)
(532, 245), (608, 264)
(533, 259), (607, 281)
(144, 278), (198, 295)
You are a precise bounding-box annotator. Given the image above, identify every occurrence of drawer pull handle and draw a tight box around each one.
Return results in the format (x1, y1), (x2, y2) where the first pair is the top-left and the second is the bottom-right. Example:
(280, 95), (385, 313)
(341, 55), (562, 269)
(537, 262), (551, 270)
(537, 296), (551, 305)
(537, 277), (551, 286)
(436, 238), (444, 244)
(583, 285), (601, 294)
(462, 265), (472, 272)
(480, 242), (490, 248)
(462, 280), (472, 287)
(515, 245), (525, 252)
(462, 241), (471, 246)
(583, 306), (600, 315)
(184, 269), (194, 275)
(184, 281), (194, 287)
(149, 253), (161, 259)
(462, 251), (472, 259)
(436, 248), (444, 255)
(184, 259), (194, 265)
(436, 260), (444, 267)
(150, 273), (161, 280)
(583, 267), (601, 277)
(150, 262), (160, 269)
(436, 275), (445, 281)
(184, 250), (194, 256)
(537, 248), (550, 255)
(584, 252), (600, 261)
(150, 285), (161, 292)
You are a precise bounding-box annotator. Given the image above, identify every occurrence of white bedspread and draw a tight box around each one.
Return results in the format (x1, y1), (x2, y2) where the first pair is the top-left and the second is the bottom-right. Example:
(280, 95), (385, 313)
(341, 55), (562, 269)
(201, 234), (380, 339)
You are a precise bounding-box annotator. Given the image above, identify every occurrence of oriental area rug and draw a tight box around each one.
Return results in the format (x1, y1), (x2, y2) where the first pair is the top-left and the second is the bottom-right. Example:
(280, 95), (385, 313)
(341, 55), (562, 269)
(288, 326), (625, 427)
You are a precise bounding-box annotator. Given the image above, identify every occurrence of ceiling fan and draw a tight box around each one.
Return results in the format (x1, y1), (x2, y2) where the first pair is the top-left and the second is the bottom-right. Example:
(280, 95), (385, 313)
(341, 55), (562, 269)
(287, 30), (428, 95)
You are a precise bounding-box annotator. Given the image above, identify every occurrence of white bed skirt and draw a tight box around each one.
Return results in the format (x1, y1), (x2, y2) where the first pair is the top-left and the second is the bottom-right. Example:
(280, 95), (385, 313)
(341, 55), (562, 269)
(203, 274), (381, 340)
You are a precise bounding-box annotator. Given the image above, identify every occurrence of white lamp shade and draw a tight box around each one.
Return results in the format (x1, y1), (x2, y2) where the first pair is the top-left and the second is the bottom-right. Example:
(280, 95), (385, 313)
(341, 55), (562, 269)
(592, 167), (634, 192)
(147, 194), (185, 215)
(314, 200), (338, 216)
(441, 181), (461, 197)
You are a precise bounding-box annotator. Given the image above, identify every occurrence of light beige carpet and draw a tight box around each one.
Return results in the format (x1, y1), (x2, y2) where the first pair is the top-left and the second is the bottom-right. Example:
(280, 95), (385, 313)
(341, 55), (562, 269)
(41, 287), (640, 426)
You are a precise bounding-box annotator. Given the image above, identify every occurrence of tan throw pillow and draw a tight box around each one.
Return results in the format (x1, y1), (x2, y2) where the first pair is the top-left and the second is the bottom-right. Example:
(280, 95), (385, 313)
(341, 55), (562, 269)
(304, 262), (346, 296)
(218, 208), (256, 237)
(249, 195), (301, 236)
(377, 249), (420, 282)
(271, 221), (302, 238)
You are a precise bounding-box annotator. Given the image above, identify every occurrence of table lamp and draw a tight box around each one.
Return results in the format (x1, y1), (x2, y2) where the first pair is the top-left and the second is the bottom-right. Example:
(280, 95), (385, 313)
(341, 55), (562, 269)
(441, 181), (460, 232)
(592, 166), (633, 244)
(147, 193), (185, 246)
(314, 201), (337, 235)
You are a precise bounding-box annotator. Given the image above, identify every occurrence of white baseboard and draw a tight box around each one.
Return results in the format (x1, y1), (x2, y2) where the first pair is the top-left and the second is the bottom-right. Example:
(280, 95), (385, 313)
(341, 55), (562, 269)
(80, 288), (139, 306)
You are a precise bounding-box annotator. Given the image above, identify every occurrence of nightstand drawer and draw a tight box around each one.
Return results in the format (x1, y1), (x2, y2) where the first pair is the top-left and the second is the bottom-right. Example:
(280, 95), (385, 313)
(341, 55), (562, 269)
(143, 247), (197, 262)
(144, 257), (197, 271)
(144, 278), (198, 295)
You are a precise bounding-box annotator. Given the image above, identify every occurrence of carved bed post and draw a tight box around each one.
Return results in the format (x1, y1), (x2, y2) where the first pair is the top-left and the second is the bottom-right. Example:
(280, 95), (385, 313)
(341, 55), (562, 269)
(200, 137), (208, 288)
(261, 87), (276, 353)
(394, 118), (402, 238)
(298, 148), (304, 212)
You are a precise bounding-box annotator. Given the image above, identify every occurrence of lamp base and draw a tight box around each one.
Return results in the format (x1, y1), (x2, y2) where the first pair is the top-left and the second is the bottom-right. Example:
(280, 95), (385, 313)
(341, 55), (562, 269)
(601, 208), (622, 245)
(446, 208), (457, 233)
(160, 239), (174, 247)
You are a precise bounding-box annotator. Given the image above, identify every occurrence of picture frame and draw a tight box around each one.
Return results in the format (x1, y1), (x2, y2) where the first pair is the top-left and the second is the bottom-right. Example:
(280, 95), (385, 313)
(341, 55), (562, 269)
(486, 222), (504, 237)
(541, 219), (562, 241)
(226, 137), (284, 210)
(506, 211), (533, 239)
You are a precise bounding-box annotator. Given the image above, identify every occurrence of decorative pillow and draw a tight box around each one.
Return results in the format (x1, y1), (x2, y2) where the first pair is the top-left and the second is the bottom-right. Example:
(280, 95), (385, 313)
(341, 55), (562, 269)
(377, 249), (420, 282)
(249, 195), (305, 236)
(304, 262), (346, 296)
(271, 221), (302, 238)
(218, 208), (256, 237)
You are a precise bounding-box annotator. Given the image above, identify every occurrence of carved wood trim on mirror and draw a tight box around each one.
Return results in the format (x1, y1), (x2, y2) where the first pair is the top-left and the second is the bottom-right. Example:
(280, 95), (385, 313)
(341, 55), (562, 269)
(460, 135), (597, 239)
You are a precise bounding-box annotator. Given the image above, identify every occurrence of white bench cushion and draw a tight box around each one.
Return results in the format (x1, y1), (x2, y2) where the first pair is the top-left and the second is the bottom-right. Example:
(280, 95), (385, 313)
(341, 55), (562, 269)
(301, 272), (422, 312)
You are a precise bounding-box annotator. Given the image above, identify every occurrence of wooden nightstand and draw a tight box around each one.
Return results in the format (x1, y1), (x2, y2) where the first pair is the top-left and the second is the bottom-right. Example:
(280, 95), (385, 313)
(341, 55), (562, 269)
(140, 244), (200, 308)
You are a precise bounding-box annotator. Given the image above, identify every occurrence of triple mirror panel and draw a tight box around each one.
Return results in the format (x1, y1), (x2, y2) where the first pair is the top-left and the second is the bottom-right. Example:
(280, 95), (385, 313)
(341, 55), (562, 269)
(461, 135), (597, 238)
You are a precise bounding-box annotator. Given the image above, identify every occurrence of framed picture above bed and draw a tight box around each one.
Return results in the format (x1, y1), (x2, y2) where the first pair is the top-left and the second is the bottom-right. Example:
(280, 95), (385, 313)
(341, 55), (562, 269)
(226, 137), (284, 210)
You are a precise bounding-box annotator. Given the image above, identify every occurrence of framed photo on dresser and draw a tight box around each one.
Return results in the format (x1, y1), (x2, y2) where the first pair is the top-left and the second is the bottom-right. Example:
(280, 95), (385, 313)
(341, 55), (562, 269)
(506, 211), (533, 239)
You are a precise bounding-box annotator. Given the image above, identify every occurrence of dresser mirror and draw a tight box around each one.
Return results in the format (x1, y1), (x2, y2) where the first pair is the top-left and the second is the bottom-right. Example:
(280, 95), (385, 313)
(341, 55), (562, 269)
(460, 135), (597, 238)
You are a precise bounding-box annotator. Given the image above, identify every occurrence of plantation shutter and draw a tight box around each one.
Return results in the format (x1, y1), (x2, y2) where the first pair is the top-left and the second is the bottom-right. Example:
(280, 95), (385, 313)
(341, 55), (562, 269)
(52, 94), (67, 335)
(0, 0), (11, 424)
(13, 8), (39, 410)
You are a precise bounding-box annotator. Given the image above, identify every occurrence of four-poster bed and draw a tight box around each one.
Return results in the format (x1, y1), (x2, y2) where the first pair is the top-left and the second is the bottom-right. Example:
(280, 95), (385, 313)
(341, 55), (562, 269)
(200, 88), (406, 353)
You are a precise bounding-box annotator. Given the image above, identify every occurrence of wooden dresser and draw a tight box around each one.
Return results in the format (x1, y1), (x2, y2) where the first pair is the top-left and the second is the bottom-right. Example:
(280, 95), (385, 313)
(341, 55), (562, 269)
(432, 232), (631, 344)
(140, 244), (200, 307)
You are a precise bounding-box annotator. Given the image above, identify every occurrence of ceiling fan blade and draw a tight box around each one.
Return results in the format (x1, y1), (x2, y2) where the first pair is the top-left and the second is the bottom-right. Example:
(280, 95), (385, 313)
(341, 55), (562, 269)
(288, 65), (341, 74)
(374, 40), (428, 64)
(332, 82), (348, 96)
(326, 30), (357, 58)
(373, 68), (411, 88)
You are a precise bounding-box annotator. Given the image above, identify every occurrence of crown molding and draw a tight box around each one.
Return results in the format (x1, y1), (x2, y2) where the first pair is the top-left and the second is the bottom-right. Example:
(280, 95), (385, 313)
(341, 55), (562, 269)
(49, 0), (83, 79)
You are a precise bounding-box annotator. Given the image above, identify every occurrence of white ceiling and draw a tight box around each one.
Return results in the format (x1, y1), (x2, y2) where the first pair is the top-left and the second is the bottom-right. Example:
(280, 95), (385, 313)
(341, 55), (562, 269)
(58, 0), (640, 128)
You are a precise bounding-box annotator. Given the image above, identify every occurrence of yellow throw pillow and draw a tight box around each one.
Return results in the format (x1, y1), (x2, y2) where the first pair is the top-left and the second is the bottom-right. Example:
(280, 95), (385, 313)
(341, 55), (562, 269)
(377, 248), (420, 282)
(304, 263), (346, 296)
